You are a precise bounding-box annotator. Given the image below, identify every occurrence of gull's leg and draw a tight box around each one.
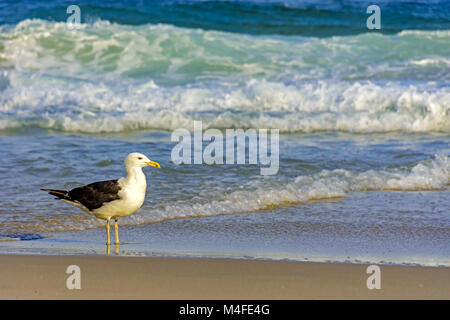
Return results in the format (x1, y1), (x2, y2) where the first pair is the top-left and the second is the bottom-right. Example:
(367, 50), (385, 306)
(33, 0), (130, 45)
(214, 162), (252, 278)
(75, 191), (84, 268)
(114, 219), (119, 245)
(106, 218), (111, 245)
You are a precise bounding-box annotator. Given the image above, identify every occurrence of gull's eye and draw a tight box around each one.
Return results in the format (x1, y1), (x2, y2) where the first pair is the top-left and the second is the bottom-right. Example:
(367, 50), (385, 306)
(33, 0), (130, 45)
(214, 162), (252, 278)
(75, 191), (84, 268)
(138, 157), (143, 160)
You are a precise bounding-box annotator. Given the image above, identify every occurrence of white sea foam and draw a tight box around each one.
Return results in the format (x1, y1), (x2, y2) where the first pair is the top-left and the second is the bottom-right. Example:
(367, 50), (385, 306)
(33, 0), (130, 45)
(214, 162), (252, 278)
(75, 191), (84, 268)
(1, 19), (449, 133)
(117, 154), (449, 228)
(409, 58), (450, 67)
(1, 19), (449, 82)
(1, 71), (449, 133)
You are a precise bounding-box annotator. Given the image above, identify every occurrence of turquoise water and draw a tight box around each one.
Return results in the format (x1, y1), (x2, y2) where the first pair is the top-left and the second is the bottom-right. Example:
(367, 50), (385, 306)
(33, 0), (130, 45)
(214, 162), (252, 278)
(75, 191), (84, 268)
(0, 1), (448, 265)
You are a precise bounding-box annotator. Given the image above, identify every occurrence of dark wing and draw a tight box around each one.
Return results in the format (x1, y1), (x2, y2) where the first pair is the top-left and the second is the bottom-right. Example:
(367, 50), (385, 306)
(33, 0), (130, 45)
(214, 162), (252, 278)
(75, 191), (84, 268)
(68, 180), (121, 211)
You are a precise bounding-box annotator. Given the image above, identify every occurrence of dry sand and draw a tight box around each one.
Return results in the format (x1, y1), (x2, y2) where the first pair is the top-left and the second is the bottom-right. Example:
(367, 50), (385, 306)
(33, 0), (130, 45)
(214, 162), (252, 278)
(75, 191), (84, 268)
(0, 254), (449, 299)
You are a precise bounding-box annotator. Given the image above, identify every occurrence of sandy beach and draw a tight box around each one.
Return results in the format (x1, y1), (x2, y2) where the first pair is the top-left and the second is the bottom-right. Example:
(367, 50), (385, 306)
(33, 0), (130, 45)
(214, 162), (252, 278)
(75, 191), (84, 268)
(0, 254), (449, 300)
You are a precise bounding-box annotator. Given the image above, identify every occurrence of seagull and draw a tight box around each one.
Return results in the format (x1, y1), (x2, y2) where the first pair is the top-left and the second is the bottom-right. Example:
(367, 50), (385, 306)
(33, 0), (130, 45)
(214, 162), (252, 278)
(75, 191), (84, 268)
(42, 152), (160, 245)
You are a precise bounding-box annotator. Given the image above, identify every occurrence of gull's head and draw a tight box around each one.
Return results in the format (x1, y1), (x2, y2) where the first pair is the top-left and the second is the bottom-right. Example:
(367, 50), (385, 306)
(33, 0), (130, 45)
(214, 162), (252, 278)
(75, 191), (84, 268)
(125, 152), (161, 169)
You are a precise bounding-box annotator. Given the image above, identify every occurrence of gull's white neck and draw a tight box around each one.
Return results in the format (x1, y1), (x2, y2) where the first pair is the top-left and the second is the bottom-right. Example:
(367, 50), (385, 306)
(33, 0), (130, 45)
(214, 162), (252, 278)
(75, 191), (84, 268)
(124, 166), (147, 188)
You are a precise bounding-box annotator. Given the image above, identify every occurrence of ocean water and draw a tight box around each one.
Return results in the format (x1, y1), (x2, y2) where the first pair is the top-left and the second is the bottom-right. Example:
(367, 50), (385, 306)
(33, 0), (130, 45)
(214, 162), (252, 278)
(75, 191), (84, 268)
(0, 1), (449, 266)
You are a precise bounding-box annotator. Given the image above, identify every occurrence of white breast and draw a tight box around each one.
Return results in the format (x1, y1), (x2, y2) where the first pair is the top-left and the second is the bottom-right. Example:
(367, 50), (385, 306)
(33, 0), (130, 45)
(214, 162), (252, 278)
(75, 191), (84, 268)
(118, 178), (146, 213)
(92, 167), (147, 220)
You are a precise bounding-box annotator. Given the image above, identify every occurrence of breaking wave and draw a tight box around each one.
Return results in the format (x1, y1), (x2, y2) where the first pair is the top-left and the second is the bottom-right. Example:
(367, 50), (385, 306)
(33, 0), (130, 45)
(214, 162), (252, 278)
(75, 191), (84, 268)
(1, 20), (449, 133)
(4, 154), (447, 234)
(1, 73), (449, 133)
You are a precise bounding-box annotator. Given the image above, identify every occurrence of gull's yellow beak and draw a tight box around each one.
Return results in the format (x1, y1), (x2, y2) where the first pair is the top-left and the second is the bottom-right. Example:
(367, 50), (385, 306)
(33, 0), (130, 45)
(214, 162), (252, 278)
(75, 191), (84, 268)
(146, 160), (161, 168)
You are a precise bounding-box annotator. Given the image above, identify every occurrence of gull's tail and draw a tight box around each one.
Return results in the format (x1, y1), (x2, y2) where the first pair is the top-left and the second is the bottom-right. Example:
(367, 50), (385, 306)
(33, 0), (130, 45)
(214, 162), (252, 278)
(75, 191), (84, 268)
(41, 189), (71, 200)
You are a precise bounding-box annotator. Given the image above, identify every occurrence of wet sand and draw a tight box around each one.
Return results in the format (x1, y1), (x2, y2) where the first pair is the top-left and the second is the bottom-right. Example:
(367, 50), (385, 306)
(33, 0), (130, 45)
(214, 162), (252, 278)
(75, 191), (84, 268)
(0, 254), (449, 299)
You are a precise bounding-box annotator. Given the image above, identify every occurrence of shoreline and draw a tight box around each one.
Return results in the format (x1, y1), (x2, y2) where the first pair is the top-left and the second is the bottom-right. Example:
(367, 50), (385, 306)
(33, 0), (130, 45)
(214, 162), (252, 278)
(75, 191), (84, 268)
(1, 254), (449, 299)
